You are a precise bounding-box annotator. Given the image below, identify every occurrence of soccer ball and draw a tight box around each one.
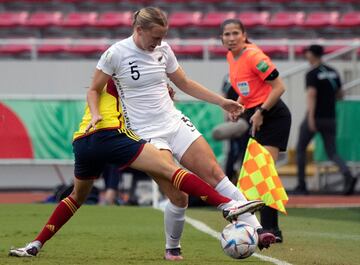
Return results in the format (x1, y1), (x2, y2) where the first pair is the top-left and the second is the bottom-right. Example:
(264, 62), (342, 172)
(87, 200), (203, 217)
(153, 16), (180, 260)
(220, 221), (258, 259)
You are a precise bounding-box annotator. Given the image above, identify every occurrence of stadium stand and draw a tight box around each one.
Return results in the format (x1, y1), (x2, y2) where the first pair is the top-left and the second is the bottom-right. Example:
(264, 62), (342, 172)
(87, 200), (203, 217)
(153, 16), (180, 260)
(0, 0), (358, 58)
(302, 11), (339, 28)
(336, 11), (360, 28)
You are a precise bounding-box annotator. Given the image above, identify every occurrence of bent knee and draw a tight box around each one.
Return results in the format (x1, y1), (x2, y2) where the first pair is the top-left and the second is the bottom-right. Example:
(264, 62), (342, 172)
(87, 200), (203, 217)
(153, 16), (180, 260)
(70, 191), (86, 206)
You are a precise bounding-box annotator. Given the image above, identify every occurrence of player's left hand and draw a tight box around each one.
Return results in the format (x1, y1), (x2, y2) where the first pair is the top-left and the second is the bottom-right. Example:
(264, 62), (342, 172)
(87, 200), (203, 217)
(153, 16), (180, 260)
(85, 114), (103, 133)
(250, 111), (263, 137)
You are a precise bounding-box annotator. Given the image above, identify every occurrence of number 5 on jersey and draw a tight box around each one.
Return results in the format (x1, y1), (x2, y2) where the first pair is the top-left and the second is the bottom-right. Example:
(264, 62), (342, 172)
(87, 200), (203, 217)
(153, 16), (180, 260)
(129, 61), (140, 80)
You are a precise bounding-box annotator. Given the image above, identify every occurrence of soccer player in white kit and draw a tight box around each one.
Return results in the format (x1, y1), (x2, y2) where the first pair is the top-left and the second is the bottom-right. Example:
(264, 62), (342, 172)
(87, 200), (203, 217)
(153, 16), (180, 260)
(94, 7), (275, 260)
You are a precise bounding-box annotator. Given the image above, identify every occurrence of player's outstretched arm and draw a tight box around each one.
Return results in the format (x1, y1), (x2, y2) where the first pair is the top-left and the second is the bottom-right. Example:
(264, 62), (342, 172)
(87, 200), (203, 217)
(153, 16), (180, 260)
(168, 67), (244, 114)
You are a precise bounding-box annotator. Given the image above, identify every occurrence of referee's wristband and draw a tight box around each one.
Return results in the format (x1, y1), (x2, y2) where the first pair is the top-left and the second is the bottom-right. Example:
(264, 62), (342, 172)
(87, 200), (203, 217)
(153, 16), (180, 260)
(255, 106), (268, 116)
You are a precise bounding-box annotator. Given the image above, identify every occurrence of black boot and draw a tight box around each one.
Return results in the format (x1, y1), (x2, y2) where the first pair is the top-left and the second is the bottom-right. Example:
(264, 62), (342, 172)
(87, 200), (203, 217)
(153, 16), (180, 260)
(343, 172), (358, 195)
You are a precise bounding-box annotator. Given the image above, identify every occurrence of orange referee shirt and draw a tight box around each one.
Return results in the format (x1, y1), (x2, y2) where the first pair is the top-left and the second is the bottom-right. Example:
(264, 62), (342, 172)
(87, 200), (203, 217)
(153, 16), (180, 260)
(227, 43), (276, 109)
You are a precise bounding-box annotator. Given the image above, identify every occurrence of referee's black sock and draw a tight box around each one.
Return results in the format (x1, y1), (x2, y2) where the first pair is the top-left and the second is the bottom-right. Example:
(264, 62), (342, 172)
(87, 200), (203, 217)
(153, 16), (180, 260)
(260, 206), (279, 231)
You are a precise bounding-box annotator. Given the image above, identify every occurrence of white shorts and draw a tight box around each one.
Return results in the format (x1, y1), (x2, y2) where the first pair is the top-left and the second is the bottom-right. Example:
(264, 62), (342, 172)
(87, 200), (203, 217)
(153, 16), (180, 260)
(144, 115), (202, 162)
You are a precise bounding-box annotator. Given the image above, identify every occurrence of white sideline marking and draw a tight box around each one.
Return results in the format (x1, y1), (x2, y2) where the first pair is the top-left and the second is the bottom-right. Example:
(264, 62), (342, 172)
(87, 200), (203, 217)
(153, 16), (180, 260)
(184, 216), (293, 265)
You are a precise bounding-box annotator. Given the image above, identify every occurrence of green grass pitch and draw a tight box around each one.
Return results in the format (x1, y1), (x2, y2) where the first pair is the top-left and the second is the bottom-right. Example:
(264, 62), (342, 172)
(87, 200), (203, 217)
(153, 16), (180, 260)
(0, 204), (359, 265)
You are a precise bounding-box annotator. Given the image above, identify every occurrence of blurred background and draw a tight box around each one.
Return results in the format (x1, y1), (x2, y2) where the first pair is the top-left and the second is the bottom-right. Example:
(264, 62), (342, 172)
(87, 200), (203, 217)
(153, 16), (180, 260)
(0, 0), (359, 205)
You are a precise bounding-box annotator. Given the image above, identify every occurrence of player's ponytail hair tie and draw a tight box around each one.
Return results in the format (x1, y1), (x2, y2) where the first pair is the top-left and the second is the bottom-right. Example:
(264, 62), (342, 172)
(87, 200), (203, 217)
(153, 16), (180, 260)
(132, 10), (141, 27)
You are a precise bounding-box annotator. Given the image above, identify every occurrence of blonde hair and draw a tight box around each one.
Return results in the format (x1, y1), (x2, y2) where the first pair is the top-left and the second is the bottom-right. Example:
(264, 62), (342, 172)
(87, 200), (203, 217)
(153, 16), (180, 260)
(132, 7), (168, 30)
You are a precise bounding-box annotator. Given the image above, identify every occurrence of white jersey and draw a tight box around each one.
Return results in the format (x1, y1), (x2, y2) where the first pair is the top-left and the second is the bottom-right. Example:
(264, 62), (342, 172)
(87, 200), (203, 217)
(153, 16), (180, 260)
(96, 36), (182, 138)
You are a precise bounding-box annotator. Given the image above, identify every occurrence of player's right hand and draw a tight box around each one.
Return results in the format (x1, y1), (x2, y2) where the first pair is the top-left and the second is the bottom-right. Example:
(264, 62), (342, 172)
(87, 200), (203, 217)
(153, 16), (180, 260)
(85, 114), (103, 133)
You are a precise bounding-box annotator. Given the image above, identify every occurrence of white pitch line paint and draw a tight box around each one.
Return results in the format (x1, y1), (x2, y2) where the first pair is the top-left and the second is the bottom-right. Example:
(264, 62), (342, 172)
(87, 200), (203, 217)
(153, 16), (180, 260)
(184, 215), (294, 265)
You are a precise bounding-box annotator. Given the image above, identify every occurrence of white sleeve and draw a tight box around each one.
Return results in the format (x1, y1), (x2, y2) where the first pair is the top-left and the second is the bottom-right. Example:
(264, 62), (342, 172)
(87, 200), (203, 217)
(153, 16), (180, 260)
(96, 46), (121, 76)
(164, 43), (179, 74)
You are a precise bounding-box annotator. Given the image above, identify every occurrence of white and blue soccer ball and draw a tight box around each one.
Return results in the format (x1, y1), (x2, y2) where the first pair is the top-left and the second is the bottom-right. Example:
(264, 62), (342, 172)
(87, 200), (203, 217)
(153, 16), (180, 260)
(220, 221), (258, 259)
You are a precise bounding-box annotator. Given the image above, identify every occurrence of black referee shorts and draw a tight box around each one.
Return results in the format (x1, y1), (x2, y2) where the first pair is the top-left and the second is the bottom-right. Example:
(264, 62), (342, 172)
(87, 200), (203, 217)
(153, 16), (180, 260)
(244, 99), (291, 151)
(73, 129), (146, 180)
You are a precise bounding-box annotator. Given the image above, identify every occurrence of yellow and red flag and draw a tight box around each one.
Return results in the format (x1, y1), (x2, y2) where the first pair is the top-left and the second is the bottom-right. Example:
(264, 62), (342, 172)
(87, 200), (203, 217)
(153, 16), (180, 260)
(237, 138), (288, 214)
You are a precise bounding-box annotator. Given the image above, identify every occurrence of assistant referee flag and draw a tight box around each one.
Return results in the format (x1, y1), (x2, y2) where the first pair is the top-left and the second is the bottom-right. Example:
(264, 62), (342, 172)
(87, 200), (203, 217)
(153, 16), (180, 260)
(237, 138), (288, 214)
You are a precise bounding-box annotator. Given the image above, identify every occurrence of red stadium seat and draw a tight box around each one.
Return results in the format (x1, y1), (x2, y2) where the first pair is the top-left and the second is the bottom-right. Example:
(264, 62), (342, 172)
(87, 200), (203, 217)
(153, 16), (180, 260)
(259, 45), (288, 57)
(198, 12), (236, 28)
(197, 0), (223, 3)
(0, 44), (32, 55)
(58, 0), (84, 2)
(302, 12), (339, 28)
(128, 0), (155, 2)
(94, 11), (132, 28)
(171, 45), (204, 57)
(229, 0), (260, 2)
(209, 45), (228, 57)
(61, 12), (98, 28)
(324, 45), (346, 54)
(294, 45), (307, 56)
(169, 12), (202, 28)
(91, 0), (120, 2)
(262, 0), (291, 2)
(0, 12), (29, 28)
(26, 12), (63, 28)
(237, 12), (270, 28)
(38, 44), (68, 54)
(267, 12), (305, 28)
(37, 39), (70, 55)
(65, 39), (108, 56)
(335, 12), (360, 28)
(163, 0), (193, 2)
(209, 44), (289, 58)
(21, 0), (52, 2)
(298, 0), (328, 2)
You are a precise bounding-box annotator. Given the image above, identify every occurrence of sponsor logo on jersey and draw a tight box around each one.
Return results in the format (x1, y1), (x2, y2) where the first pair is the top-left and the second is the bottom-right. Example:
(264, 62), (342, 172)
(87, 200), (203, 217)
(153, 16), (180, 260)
(256, 60), (269, 73)
(237, 81), (250, 96)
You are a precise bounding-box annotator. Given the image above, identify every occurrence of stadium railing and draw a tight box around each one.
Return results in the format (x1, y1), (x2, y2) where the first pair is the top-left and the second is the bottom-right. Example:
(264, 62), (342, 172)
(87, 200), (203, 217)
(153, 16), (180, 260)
(0, 38), (359, 61)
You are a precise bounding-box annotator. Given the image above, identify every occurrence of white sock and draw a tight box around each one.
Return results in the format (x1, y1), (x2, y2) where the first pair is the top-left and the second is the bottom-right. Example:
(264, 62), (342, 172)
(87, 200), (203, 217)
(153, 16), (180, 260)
(30, 240), (42, 250)
(215, 176), (262, 229)
(164, 201), (186, 249)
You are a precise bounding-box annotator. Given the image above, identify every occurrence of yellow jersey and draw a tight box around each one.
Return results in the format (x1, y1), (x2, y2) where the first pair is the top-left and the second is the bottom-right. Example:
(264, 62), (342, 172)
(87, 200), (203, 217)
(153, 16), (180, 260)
(73, 80), (126, 140)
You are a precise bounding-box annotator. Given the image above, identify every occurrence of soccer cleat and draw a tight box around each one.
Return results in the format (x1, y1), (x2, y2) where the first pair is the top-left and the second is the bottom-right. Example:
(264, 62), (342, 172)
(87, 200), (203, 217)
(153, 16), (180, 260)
(343, 176), (358, 196)
(9, 241), (41, 257)
(164, 248), (183, 261)
(273, 229), (283, 243)
(223, 200), (265, 222)
(257, 229), (276, 250)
